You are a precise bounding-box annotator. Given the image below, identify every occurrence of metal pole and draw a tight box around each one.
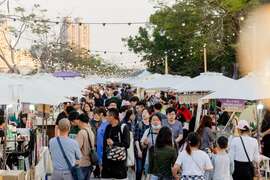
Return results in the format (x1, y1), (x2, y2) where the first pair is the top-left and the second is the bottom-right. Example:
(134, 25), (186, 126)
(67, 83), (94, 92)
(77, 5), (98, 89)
(42, 104), (46, 146)
(165, 56), (168, 74)
(203, 43), (207, 72)
(2, 105), (8, 169)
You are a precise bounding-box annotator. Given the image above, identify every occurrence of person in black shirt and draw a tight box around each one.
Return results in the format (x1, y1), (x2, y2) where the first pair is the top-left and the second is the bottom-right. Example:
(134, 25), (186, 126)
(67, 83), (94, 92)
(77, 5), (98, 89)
(55, 103), (71, 125)
(55, 104), (74, 136)
(94, 92), (104, 107)
(17, 113), (27, 128)
(261, 110), (270, 158)
(102, 108), (130, 179)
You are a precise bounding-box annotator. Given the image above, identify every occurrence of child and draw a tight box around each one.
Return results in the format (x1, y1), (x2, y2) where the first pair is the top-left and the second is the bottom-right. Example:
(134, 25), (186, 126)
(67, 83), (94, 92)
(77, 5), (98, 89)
(212, 136), (233, 180)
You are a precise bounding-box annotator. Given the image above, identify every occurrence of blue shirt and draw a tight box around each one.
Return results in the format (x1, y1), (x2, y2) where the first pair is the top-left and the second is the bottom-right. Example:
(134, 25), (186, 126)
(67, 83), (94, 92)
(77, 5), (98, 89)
(97, 120), (109, 165)
(163, 120), (183, 141)
(49, 137), (81, 170)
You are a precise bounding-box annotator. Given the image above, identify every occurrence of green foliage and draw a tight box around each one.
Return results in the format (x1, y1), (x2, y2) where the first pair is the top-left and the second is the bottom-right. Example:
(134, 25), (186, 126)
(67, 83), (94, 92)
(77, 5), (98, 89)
(30, 43), (127, 76)
(125, 0), (261, 77)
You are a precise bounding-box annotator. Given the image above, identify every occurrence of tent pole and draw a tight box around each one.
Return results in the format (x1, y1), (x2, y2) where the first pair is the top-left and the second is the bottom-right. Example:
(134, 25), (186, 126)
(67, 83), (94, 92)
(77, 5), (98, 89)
(203, 44), (207, 73)
(42, 104), (45, 146)
(1, 105), (8, 169)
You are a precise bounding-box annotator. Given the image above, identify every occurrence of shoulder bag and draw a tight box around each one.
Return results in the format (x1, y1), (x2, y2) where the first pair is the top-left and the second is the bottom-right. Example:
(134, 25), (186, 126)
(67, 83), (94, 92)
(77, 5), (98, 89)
(106, 124), (127, 161)
(56, 137), (83, 180)
(239, 136), (257, 177)
(83, 128), (99, 165)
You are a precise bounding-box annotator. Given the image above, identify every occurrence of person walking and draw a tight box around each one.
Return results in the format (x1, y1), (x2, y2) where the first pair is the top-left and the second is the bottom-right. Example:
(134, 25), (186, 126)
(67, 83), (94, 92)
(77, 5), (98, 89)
(134, 108), (151, 180)
(141, 113), (162, 178)
(49, 119), (81, 180)
(149, 126), (177, 180)
(96, 107), (108, 178)
(196, 116), (215, 152)
(76, 113), (96, 180)
(212, 136), (233, 180)
(101, 108), (130, 180)
(172, 132), (213, 180)
(229, 120), (260, 180)
(163, 107), (183, 149)
(261, 110), (270, 158)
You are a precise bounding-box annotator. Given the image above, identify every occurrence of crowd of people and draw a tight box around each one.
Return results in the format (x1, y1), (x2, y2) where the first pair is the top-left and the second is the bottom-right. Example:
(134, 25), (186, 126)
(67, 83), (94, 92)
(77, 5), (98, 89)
(49, 84), (261, 180)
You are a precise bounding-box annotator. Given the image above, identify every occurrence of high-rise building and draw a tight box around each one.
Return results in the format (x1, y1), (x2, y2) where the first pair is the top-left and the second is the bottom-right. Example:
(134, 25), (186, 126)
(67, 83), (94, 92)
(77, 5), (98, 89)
(60, 17), (90, 51)
(0, 20), (37, 74)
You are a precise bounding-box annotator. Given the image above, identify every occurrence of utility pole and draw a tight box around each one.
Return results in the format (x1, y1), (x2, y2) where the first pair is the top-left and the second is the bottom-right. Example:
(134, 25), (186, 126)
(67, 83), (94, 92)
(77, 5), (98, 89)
(165, 56), (168, 74)
(203, 43), (207, 72)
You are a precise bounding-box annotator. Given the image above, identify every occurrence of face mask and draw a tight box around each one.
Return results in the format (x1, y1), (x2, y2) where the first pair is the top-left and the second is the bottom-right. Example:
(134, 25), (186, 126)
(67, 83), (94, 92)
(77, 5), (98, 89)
(152, 124), (161, 130)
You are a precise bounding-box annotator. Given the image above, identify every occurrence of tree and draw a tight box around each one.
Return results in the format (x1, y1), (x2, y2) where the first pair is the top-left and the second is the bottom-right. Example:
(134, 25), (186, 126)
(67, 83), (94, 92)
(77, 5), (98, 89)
(124, 0), (260, 77)
(30, 42), (131, 76)
(0, 4), (50, 73)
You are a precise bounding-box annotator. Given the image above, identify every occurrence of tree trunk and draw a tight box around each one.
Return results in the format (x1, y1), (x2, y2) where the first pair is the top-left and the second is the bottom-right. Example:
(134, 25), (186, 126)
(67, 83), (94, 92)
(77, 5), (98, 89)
(0, 56), (14, 72)
(10, 48), (20, 74)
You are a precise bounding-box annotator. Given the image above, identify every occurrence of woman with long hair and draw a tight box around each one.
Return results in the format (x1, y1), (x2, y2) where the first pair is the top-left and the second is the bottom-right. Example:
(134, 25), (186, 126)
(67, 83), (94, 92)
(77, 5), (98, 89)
(149, 126), (177, 180)
(172, 132), (213, 180)
(122, 109), (136, 132)
(134, 108), (151, 180)
(82, 102), (94, 120)
(196, 115), (215, 152)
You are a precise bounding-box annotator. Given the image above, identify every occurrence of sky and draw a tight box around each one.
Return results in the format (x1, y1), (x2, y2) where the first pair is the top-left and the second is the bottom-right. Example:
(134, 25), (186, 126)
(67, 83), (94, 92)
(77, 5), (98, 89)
(5, 0), (163, 69)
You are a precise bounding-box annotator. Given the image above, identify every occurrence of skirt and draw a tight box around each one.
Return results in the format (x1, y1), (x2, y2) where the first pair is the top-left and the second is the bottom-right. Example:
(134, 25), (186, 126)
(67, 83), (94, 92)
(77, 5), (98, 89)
(232, 160), (253, 180)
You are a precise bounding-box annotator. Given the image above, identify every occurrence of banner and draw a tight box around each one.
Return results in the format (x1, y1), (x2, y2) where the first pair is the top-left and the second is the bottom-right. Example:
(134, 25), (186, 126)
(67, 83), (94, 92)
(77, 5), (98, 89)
(220, 99), (245, 112)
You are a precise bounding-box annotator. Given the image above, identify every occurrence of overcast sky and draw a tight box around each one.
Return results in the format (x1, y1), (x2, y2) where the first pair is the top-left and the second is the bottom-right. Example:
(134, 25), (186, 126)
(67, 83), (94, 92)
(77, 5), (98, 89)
(5, 0), (164, 68)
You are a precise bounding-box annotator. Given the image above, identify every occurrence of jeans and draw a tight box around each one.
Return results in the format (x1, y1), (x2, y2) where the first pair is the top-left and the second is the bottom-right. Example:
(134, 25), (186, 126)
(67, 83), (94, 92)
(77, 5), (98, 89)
(80, 166), (93, 180)
(51, 170), (73, 180)
(136, 158), (143, 180)
(101, 178), (128, 180)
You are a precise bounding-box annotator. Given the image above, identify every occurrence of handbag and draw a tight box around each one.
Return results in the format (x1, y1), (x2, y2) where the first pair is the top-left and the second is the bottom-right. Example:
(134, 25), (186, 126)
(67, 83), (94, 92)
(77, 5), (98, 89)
(148, 127), (156, 174)
(106, 124), (127, 161)
(56, 137), (83, 180)
(239, 136), (257, 177)
(83, 128), (99, 165)
(122, 124), (135, 166)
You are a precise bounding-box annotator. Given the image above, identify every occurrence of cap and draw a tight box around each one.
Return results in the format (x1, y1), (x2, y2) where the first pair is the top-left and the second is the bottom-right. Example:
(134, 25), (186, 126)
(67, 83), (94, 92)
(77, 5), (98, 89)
(237, 120), (250, 130)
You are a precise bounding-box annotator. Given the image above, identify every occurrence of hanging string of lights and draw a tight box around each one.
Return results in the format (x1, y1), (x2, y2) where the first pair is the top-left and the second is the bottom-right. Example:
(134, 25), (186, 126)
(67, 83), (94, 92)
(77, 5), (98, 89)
(13, 34), (135, 55)
(0, 13), (149, 26)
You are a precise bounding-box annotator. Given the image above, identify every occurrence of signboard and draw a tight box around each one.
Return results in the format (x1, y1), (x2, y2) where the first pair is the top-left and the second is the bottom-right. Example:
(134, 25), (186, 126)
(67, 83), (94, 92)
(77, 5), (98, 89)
(220, 99), (245, 112)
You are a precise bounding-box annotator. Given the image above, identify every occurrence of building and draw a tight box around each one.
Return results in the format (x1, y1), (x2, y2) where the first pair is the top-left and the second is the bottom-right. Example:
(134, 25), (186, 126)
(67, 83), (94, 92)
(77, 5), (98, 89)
(0, 20), (37, 74)
(60, 17), (90, 51)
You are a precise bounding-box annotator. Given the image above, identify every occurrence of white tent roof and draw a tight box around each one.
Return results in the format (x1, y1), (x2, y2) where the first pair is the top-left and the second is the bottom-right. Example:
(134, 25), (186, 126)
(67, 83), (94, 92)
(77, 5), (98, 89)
(202, 73), (270, 100)
(175, 72), (235, 92)
(131, 73), (191, 90)
(0, 73), (87, 105)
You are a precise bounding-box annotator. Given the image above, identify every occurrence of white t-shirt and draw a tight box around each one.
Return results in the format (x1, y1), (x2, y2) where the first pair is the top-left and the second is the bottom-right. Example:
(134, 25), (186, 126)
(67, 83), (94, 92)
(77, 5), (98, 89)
(140, 128), (158, 149)
(175, 150), (213, 176)
(229, 135), (259, 163)
(212, 152), (233, 180)
(140, 128), (158, 167)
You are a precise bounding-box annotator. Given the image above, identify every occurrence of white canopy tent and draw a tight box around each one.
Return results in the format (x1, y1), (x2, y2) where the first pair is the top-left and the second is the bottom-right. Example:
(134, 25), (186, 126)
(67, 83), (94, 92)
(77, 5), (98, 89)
(175, 72), (235, 92)
(202, 73), (270, 100)
(0, 73), (88, 105)
(131, 73), (191, 90)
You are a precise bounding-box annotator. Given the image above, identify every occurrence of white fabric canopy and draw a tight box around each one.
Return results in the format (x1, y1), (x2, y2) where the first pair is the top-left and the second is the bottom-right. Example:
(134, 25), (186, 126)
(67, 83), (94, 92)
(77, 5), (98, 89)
(131, 73), (191, 90)
(175, 72), (235, 92)
(0, 73), (87, 105)
(202, 73), (270, 100)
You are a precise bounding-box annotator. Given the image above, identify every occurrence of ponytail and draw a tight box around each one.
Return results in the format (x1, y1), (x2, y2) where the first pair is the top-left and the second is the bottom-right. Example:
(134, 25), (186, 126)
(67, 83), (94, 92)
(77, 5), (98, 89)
(185, 132), (200, 155)
(186, 142), (191, 155)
